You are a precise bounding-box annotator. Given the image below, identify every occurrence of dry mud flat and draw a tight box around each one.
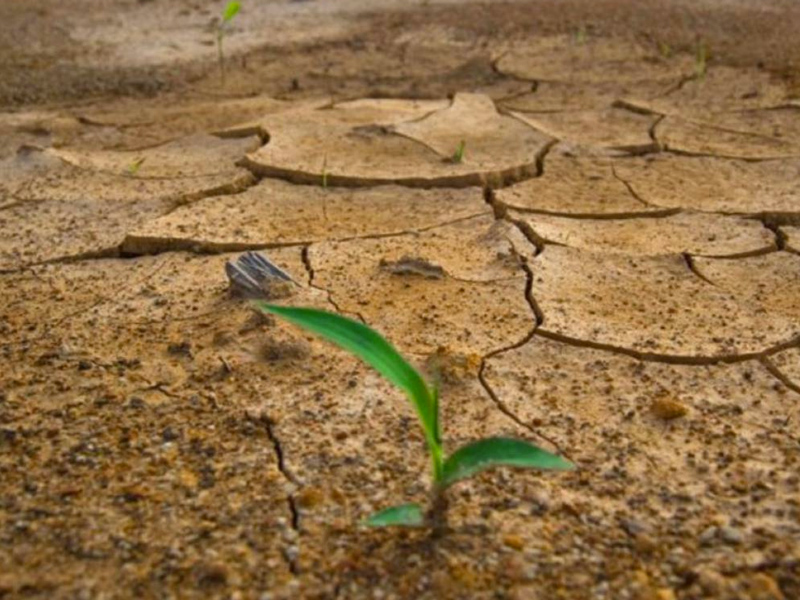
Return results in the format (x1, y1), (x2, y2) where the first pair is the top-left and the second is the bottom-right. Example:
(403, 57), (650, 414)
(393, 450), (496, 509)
(2, 4), (800, 599)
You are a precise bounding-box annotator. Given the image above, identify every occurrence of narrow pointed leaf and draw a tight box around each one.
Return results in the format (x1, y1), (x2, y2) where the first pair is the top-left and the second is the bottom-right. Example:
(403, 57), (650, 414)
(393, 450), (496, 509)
(365, 503), (425, 528)
(442, 437), (574, 488)
(431, 385), (441, 445)
(256, 304), (438, 450)
(222, 1), (241, 22)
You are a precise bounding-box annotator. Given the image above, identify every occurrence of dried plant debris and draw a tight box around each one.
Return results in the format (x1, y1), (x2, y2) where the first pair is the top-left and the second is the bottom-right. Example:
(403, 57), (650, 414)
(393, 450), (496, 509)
(379, 256), (446, 279)
(225, 251), (297, 299)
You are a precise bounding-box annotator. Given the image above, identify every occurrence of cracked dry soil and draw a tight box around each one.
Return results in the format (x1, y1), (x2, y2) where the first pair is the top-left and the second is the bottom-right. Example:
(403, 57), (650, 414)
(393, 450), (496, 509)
(2, 1), (800, 599)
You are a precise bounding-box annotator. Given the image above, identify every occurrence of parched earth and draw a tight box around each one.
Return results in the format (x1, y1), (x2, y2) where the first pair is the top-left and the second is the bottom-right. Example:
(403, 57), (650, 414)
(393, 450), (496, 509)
(1, 1), (800, 599)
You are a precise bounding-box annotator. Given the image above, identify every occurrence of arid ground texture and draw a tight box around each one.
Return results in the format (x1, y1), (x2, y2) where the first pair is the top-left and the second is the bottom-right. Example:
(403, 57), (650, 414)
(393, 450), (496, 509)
(1, 0), (800, 598)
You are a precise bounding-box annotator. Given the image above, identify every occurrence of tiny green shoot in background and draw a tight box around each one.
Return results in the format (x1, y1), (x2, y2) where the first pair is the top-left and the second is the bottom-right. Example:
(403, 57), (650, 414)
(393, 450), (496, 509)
(257, 303), (574, 530)
(695, 41), (708, 79)
(217, 1), (241, 85)
(321, 154), (329, 189)
(451, 140), (466, 164)
(127, 157), (146, 176)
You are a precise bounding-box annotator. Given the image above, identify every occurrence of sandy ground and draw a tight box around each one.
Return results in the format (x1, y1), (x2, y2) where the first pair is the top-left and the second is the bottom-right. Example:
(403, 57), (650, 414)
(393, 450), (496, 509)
(2, 1), (800, 598)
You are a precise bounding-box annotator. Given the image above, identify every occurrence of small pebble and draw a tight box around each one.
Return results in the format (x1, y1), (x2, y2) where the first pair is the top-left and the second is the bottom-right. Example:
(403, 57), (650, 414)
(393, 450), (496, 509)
(650, 396), (688, 420)
(699, 526), (718, 545)
(719, 526), (744, 545)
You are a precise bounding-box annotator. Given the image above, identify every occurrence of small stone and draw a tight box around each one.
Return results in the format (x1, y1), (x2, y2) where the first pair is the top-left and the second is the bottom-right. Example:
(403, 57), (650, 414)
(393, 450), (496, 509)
(380, 256), (445, 279)
(745, 550), (767, 569)
(744, 573), (785, 600)
(650, 395), (688, 420)
(193, 562), (228, 587)
(621, 518), (650, 536)
(126, 397), (147, 410)
(634, 534), (658, 555)
(509, 585), (539, 600)
(503, 534), (525, 551)
(699, 525), (718, 545)
(696, 568), (727, 596)
(501, 553), (536, 582)
(719, 526), (744, 545)
(167, 340), (192, 356)
(530, 489), (551, 515)
(296, 487), (324, 509)
(630, 569), (650, 588)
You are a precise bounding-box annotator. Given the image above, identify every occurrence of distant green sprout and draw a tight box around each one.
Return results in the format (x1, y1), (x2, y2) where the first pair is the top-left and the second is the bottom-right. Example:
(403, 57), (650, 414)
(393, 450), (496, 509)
(321, 154), (329, 189)
(695, 41), (708, 78)
(575, 26), (587, 45)
(451, 140), (466, 164)
(217, 1), (241, 85)
(658, 41), (672, 58)
(127, 157), (146, 176)
(257, 304), (574, 529)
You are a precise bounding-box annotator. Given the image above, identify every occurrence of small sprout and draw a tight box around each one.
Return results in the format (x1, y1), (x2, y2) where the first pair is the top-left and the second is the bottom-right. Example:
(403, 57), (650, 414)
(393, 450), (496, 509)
(575, 26), (587, 45)
(217, 1), (241, 85)
(256, 304), (574, 530)
(695, 41), (708, 79)
(127, 157), (146, 176)
(321, 154), (329, 189)
(658, 41), (672, 58)
(222, 0), (241, 22)
(451, 140), (466, 164)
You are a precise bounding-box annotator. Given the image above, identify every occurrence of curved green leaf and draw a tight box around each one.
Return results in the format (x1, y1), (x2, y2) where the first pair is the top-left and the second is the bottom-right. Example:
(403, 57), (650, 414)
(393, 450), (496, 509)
(365, 503), (425, 528)
(222, 1), (241, 22)
(256, 304), (442, 477)
(442, 437), (574, 488)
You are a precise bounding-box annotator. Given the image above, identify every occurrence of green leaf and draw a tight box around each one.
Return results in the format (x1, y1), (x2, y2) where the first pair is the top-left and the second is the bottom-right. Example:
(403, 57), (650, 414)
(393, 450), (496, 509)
(441, 437), (574, 488)
(365, 503), (425, 527)
(222, 1), (241, 22)
(451, 140), (466, 163)
(431, 385), (441, 446)
(257, 304), (442, 478)
(127, 157), (146, 175)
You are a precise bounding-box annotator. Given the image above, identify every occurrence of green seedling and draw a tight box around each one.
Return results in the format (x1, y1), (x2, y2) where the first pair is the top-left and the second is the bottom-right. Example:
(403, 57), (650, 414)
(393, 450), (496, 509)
(217, 1), (241, 85)
(575, 26), (587, 45)
(658, 41), (672, 58)
(127, 157), (146, 176)
(321, 154), (329, 189)
(451, 140), (466, 164)
(257, 304), (574, 529)
(695, 41), (708, 79)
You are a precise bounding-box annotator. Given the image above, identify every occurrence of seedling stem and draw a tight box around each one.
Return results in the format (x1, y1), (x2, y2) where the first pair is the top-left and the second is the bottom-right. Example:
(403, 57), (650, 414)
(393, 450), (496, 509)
(217, 2), (241, 86)
(452, 140), (466, 164)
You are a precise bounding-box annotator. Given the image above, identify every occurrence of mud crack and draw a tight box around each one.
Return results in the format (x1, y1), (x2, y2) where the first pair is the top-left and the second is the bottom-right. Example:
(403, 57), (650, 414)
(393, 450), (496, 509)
(609, 164), (675, 213)
(760, 218), (788, 251)
(301, 244), (355, 319)
(682, 252), (717, 286)
(246, 411), (300, 575)
(760, 356), (800, 396)
(533, 328), (800, 366)
(471, 214), (562, 452)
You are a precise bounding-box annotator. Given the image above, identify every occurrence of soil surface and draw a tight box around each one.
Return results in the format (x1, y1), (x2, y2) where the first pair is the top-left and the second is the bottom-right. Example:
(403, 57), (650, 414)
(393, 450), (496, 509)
(2, 1), (800, 599)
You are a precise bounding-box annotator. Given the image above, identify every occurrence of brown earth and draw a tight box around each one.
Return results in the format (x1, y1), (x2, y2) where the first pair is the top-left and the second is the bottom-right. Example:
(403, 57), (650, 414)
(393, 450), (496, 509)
(1, 1), (800, 599)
